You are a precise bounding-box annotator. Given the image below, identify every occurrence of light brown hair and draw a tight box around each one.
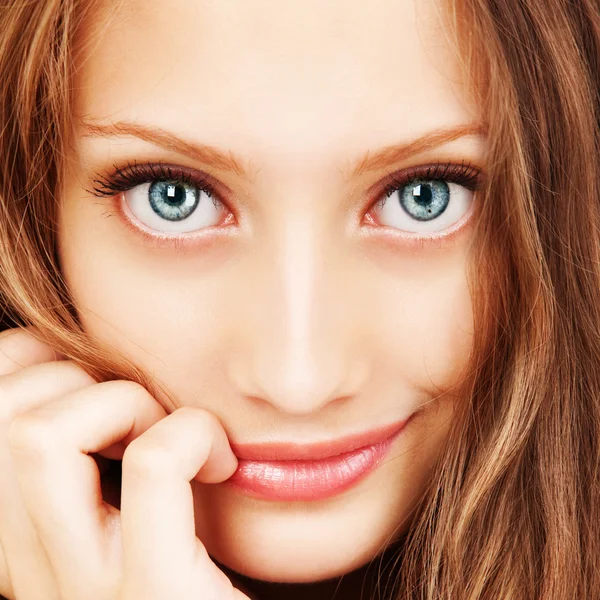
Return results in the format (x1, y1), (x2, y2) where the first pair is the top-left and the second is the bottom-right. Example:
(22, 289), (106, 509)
(0, 0), (598, 598)
(394, 1), (600, 598)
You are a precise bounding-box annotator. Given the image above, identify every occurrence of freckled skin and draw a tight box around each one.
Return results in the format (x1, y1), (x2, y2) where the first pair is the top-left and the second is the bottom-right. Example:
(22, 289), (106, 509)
(58, 0), (483, 594)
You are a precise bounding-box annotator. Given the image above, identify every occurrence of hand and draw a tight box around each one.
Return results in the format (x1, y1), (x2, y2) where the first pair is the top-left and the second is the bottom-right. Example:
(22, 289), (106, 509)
(0, 327), (253, 600)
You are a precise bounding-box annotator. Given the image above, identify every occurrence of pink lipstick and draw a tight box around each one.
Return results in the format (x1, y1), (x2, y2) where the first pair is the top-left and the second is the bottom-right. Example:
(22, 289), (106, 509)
(226, 416), (411, 501)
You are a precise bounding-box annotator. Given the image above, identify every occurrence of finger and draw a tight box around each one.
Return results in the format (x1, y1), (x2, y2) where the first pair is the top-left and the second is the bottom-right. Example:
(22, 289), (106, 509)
(0, 327), (66, 377)
(120, 407), (238, 599)
(0, 361), (97, 600)
(0, 547), (14, 600)
(7, 380), (167, 600)
(0, 360), (96, 422)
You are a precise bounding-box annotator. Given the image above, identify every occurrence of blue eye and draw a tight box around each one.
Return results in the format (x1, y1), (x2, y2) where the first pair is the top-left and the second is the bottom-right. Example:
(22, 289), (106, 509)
(148, 181), (200, 222)
(371, 162), (481, 234)
(121, 179), (225, 234)
(90, 162), (228, 236)
(398, 180), (450, 221)
(374, 178), (475, 234)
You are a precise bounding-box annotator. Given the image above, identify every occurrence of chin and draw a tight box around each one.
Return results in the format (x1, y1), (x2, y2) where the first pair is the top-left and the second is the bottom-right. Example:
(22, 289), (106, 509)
(210, 531), (379, 584)
(192, 476), (411, 583)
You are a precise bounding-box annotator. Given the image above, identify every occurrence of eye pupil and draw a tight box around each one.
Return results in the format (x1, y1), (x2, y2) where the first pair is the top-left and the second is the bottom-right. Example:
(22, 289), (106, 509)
(164, 183), (186, 206)
(412, 184), (433, 206)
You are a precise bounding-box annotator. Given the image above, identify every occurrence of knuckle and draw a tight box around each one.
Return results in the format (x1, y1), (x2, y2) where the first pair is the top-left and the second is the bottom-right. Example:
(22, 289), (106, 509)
(41, 360), (96, 396)
(26, 359), (95, 394)
(0, 334), (21, 378)
(0, 382), (16, 425)
(47, 359), (96, 386)
(122, 441), (171, 479)
(0, 327), (23, 345)
(7, 413), (58, 459)
(0, 327), (57, 377)
(180, 405), (219, 430)
(100, 379), (152, 404)
(0, 360), (95, 426)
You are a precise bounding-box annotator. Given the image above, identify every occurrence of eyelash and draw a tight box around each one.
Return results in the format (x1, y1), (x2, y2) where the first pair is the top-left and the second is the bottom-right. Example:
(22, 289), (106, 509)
(92, 162), (220, 205)
(90, 162), (225, 250)
(379, 159), (481, 203)
(90, 160), (483, 250)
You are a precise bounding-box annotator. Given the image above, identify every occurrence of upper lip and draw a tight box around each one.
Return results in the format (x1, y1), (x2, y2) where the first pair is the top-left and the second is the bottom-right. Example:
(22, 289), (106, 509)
(229, 416), (411, 462)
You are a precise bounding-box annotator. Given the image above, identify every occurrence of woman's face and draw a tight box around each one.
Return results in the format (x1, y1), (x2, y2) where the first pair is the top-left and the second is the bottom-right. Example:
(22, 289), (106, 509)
(58, 0), (483, 584)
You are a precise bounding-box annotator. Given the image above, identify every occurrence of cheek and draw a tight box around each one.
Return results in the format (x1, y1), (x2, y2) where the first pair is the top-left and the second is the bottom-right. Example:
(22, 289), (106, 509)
(58, 186), (474, 409)
(418, 273), (474, 390)
(57, 198), (173, 365)
(57, 242), (224, 372)
(369, 261), (474, 397)
(57, 190), (228, 363)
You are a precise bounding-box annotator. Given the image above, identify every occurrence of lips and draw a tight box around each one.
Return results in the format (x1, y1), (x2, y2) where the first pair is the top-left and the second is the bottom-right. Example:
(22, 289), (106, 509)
(226, 416), (412, 501)
(230, 418), (411, 461)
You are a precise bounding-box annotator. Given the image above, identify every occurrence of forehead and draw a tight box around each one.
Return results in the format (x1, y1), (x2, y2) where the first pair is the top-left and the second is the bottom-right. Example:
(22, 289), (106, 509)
(74, 0), (479, 172)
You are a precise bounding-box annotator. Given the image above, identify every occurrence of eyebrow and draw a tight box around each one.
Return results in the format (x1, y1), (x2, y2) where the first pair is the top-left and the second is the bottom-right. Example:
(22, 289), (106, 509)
(350, 123), (486, 176)
(81, 120), (251, 177)
(81, 120), (485, 179)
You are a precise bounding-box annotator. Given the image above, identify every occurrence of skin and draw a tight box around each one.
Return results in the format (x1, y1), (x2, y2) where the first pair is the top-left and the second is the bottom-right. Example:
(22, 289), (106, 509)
(53, 0), (483, 596)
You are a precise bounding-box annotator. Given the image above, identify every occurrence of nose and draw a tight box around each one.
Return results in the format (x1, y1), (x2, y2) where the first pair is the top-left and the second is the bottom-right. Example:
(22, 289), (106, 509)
(229, 221), (368, 417)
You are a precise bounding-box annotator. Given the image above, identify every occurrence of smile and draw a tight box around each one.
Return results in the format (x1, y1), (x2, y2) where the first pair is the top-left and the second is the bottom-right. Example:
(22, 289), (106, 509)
(225, 416), (413, 502)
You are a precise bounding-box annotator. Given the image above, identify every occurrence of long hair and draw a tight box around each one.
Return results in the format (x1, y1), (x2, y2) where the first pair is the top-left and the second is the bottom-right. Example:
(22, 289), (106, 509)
(0, 1), (598, 598)
(0, 0), (168, 398)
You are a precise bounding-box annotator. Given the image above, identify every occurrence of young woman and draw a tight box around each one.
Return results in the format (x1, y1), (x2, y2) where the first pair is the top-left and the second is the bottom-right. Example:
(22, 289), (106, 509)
(0, 0), (598, 598)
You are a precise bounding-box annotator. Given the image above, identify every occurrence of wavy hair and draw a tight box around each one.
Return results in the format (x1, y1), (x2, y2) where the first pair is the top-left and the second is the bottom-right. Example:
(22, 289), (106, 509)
(0, 1), (598, 598)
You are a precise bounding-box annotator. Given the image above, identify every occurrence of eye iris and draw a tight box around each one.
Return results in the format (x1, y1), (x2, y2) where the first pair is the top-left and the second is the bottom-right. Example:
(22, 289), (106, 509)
(148, 180), (200, 221)
(400, 180), (449, 221)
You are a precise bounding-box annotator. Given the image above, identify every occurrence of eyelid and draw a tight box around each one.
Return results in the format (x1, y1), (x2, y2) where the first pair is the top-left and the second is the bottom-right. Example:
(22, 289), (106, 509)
(90, 161), (240, 234)
(361, 204), (477, 252)
(362, 160), (482, 247)
(115, 193), (236, 251)
(370, 160), (482, 197)
(91, 159), (481, 250)
(90, 160), (234, 206)
(87, 161), (237, 250)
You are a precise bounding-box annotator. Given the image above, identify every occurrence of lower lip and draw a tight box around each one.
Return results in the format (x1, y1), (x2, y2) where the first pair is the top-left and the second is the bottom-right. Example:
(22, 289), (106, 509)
(225, 420), (409, 502)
